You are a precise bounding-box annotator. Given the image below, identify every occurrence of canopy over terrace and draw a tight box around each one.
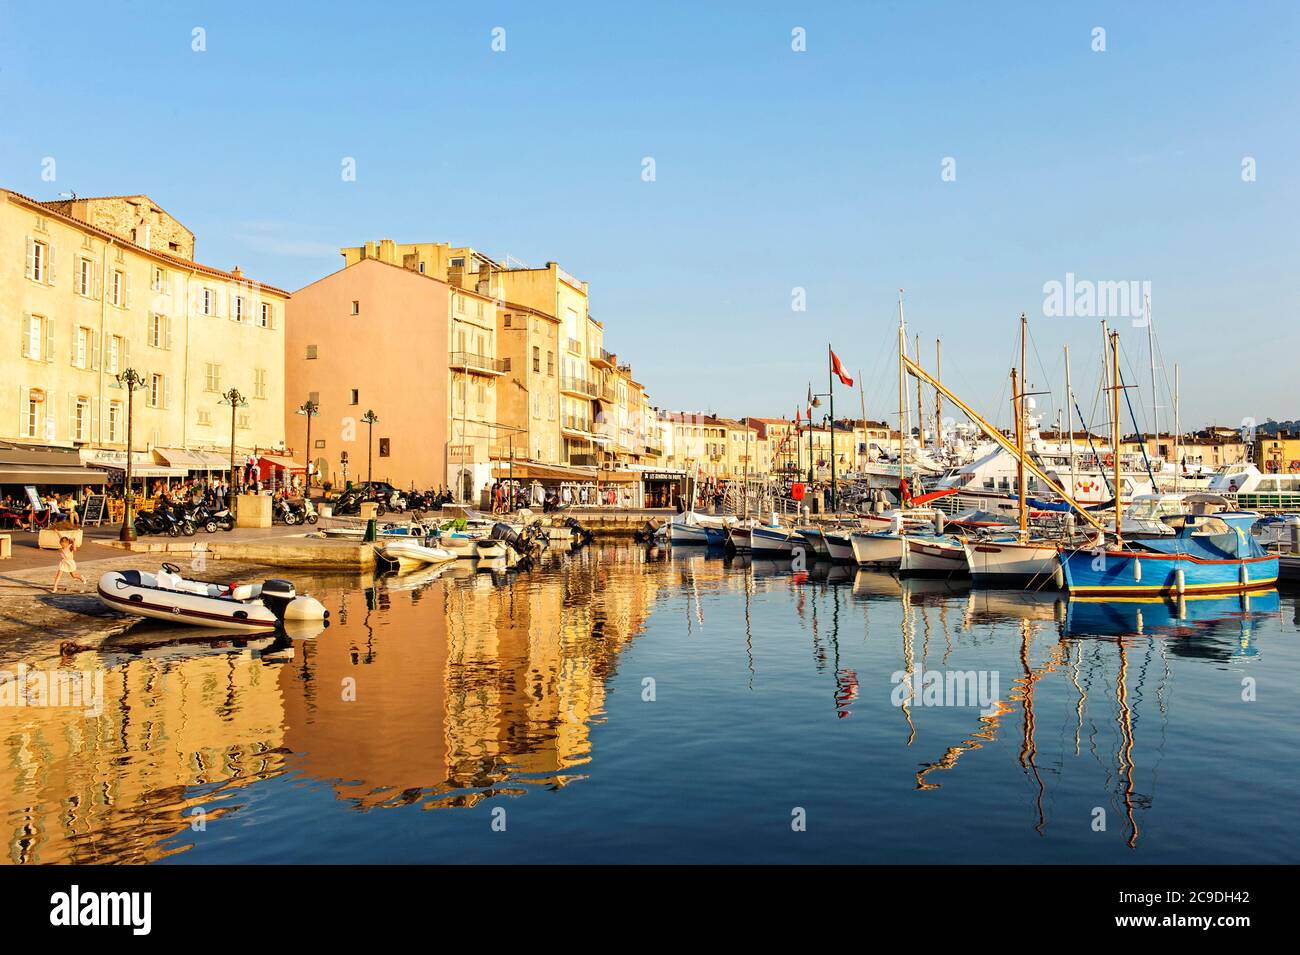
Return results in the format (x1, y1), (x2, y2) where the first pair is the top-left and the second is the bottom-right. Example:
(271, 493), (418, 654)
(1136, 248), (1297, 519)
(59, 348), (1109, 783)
(0, 442), (107, 486)
(152, 447), (234, 473)
(80, 449), (187, 480)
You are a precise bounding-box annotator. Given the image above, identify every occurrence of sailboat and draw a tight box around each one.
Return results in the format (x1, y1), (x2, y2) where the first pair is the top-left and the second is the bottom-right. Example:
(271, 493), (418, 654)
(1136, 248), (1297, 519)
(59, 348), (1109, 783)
(1056, 331), (1278, 596)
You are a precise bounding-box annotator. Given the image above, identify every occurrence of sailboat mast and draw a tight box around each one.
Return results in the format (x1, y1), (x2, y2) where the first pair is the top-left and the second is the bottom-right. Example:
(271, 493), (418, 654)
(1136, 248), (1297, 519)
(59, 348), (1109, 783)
(897, 291), (907, 493)
(858, 371), (867, 473)
(914, 333), (924, 450)
(934, 338), (943, 452)
(1017, 313), (1028, 536)
(1145, 293), (1159, 470)
(1065, 344), (1077, 501)
(1100, 319), (1110, 443)
(1174, 363), (1181, 493)
(1111, 330), (1123, 543)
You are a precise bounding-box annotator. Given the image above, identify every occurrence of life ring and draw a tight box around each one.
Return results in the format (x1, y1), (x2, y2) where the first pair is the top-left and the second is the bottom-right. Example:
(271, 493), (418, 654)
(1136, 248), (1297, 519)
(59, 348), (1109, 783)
(1266, 459), (1279, 472)
(1290, 460), (1300, 472)
(1103, 454), (1115, 468)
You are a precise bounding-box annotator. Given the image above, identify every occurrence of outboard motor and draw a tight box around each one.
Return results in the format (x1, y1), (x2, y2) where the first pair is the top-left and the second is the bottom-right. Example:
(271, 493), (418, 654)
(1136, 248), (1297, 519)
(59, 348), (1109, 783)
(491, 521), (527, 555)
(564, 516), (595, 546)
(261, 579), (329, 622)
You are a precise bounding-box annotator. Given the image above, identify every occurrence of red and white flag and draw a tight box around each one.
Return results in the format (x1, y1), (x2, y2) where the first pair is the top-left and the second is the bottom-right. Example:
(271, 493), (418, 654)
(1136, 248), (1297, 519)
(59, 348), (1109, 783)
(830, 349), (854, 387)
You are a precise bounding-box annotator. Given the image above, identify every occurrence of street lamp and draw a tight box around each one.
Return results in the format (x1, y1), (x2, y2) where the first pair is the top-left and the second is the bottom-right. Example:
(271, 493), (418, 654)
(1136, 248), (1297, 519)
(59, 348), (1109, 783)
(361, 409), (379, 483)
(296, 399), (319, 489)
(112, 367), (148, 542)
(220, 388), (249, 500)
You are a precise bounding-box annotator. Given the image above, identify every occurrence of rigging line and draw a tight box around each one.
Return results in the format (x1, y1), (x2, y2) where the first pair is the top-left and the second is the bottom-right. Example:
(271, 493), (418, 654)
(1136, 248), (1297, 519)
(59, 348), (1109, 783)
(1118, 364), (1159, 486)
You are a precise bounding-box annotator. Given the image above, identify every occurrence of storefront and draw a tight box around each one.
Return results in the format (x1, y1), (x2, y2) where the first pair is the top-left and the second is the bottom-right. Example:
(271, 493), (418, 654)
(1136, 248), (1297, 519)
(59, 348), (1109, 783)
(152, 447), (238, 478)
(253, 454), (306, 492)
(637, 468), (687, 509)
(2, 443), (110, 493)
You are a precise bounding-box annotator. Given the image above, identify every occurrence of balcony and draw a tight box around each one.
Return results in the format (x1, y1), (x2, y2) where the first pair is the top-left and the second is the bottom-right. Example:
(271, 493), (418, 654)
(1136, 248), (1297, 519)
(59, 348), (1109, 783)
(600, 378), (616, 401)
(450, 352), (507, 376)
(560, 375), (596, 398)
(561, 414), (591, 435)
(566, 336), (583, 356)
(590, 347), (616, 370)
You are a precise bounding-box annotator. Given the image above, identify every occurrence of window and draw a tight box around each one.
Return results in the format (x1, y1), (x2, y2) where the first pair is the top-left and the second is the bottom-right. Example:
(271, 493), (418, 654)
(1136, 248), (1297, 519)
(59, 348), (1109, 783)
(532, 346), (540, 373)
(350, 389), (359, 405)
(107, 401), (122, 442)
(379, 438), (390, 458)
(20, 389), (40, 438)
(149, 373), (165, 408)
(308, 391), (319, 405)
(107, 335), (122, 374)
(451, 257), (464, 267)
(253, 368), (267, 399)
(260, 302), (272, 328)
(23, 314), (47, 361)
(306, 344), (318, 360)
(111, 269), (126, 306)
(205, 363), (222, 392)
(197, 409), (211, 426)
(233, 295), (245, 322)
(238, 413), (250, 430)
(77, 257), (93, 296)
(502, 357), (511, 372)
(350, 300), (360, 316)
(547, 351), (555, 376)
(73, 397), (89, 442)
(152, 267), (165, 292)
(418, 262), (425, 274)
(28, 238), (49, 283)
(74, 326), (91, 368)
(503, 314), (512, 328)
(202, 288), (214, 315)
(150, 313), (169, 349)
(457, 296), (465, 314)
(476, 301), (484, 319)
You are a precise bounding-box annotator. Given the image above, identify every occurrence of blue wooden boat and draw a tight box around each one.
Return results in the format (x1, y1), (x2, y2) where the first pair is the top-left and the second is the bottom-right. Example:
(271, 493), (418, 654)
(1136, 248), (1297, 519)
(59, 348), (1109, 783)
(1058, 512), (1278, 597)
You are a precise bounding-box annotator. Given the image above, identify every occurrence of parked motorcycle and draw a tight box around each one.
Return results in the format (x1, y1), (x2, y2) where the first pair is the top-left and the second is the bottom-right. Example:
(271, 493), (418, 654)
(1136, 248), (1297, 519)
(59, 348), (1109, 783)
(192, 502), (235, 533)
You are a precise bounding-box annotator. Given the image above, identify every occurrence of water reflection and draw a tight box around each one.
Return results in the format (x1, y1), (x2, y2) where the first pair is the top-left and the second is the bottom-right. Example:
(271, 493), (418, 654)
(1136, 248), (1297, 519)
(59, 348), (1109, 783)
(0, 545), (1293, 863)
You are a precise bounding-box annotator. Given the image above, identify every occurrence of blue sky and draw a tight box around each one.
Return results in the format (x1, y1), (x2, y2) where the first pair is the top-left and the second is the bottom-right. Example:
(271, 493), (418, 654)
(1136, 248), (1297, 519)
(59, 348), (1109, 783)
(3, 0), (1296, 432)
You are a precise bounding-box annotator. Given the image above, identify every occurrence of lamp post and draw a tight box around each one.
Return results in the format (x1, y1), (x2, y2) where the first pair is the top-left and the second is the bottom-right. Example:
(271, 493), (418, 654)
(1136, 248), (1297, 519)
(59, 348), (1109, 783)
(112, 367), (148, 542)
(296, 399), (319, 489)
(361, 409), (379, 483)
(220, 388), (249, 502)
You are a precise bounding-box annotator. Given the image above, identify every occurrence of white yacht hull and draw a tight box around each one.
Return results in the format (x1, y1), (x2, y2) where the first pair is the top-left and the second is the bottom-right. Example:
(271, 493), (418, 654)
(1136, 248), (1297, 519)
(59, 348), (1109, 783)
(962, 539), (1059, 583)
(850, 532), (903, 567)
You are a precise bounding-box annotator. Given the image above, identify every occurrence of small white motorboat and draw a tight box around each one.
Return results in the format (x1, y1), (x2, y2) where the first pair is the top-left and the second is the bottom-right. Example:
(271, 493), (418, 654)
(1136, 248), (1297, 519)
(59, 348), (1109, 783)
(899, 535), (970, 577)
(474, 538), (508, 559)
(823, 531), (856, 564)
(751, 524), (800, 558)
(850, 530), (904, 568)
(97, 563), (328, 633)
(436, 532), (480, 557)
(380, 540), (457, 570)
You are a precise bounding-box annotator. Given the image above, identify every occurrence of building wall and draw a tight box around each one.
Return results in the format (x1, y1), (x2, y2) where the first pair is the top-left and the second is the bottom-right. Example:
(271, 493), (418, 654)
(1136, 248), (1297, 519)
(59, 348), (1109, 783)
(40, 195), (195, 261)
(285, 258), (450, 490)
(1, 189), (286, 460)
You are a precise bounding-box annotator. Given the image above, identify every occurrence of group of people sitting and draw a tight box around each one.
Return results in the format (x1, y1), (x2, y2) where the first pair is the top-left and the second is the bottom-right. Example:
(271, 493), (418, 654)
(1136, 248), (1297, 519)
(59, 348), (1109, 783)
(0, 492), (82, 531)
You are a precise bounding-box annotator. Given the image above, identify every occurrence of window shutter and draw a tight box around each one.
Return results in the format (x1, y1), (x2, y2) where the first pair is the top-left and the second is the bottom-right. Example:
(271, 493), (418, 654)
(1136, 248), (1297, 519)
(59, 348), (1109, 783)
(91, 332), (100, 370)
(25, 237), (36, 280)
(164, 376), (171, 409)
(93, 262), (102, 299)
(68, 393), (77, 440)
(48, 242), (57, 285)
(123, 335), (131, 368)
(45, 321), (54, 363)
(20, 312), (30, 357)
(71, 330), (79, 365)
(124, 272), (132, 308)
(45, 393), (56, 440)
(18, 386), (26, 436)
(165, 316), (173, 350)
(91, 397), (100, 441)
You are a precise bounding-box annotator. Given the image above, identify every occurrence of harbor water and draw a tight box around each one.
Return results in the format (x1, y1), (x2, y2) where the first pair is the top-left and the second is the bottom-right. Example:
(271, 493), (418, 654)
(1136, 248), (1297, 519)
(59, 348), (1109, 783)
(2, 544), (1297, 864)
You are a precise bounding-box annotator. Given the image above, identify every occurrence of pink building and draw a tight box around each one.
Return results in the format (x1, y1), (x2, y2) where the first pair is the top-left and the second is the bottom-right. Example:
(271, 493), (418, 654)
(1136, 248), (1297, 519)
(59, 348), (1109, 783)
(285, 258), (458, 491)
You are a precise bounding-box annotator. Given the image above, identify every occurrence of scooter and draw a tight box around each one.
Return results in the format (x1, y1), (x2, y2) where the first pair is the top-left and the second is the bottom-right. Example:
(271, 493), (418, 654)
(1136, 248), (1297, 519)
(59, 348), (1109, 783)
(273, 497), (300, 525)
(192, 502), (235, 533)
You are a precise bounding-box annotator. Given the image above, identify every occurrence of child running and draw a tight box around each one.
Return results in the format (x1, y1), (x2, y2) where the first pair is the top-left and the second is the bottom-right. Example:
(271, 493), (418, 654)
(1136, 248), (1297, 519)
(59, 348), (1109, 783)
(53, 536), (87, 593)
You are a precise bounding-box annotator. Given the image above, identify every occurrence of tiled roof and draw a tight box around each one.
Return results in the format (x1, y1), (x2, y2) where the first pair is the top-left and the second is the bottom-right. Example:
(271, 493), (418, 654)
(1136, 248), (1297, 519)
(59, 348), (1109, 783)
(4, 188), (289, 296)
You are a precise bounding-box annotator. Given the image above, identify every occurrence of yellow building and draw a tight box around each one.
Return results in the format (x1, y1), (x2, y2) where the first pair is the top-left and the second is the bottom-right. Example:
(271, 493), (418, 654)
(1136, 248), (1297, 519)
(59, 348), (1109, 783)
(1255, 430), (1300, 475)
(1, 189), (288, 485)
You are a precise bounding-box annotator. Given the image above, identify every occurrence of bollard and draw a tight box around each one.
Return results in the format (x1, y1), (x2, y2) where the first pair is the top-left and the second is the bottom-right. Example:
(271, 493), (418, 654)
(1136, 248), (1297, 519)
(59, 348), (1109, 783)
(363, 518), (377, 542)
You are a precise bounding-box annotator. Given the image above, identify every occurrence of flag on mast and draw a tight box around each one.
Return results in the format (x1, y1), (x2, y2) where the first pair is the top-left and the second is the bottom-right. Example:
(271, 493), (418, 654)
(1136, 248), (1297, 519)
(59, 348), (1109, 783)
(830, 349), (854, 387)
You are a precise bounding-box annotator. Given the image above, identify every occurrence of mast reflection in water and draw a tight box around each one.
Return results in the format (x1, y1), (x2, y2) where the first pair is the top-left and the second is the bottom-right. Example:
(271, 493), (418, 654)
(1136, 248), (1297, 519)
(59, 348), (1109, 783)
(1, 545), (1296, 864)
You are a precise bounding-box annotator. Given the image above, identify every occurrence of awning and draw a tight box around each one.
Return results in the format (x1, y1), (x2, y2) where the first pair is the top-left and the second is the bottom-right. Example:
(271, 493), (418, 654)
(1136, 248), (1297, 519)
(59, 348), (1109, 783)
(490, 461), (598, 481)
(153, 448), (236, 470)
(0, 465), (108, 486)
(257, 454), (305, 471)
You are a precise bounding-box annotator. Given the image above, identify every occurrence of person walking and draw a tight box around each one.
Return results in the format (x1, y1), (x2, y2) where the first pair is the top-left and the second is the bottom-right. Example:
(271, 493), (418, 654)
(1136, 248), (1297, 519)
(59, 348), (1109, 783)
(52, 536), (86, 593)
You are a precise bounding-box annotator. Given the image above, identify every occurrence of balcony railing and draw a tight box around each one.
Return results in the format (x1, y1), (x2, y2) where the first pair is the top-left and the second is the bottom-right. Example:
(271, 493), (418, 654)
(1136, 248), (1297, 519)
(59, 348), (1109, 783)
(450, 352), (507, 374)
(566, 337), (583, 355)
(562, 414), (591, 433)
(560, 375), (596, 397)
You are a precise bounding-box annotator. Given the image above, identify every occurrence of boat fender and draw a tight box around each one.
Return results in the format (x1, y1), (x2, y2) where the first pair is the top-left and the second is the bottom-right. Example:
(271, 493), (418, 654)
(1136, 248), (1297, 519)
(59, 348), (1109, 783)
(1175, 568), (1185, 596)
(1240, 563), (1249, 588)
(1133, 559), (1141, 583)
